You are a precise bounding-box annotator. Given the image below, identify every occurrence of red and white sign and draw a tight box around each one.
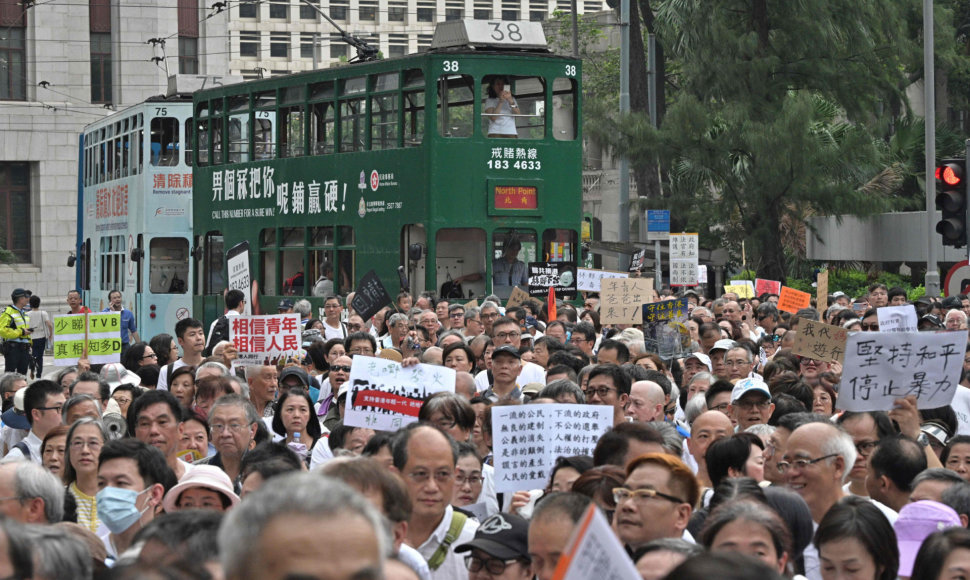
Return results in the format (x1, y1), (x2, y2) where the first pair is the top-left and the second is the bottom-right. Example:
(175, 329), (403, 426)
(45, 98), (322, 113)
(370, 170), (379, 191)
(945, 260), (970, 297)
(229, 314), (301, 366)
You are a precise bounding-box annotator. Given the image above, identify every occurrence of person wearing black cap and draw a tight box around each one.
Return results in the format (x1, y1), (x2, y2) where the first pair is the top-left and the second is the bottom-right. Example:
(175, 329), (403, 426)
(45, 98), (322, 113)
(1, 289), (32, 374)
(456, 513), (532, 580)
(482, 346), (523, 403)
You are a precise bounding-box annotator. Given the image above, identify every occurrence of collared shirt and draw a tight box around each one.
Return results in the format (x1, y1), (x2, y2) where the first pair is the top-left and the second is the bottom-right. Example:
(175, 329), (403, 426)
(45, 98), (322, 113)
(102, 307), (137, 344)
(474, 361), (545, 392)
(413, 504), (478, 580)
(492, 258), (528, 287)
(2, 430), (42, 464)
(482, 384), (523, 403)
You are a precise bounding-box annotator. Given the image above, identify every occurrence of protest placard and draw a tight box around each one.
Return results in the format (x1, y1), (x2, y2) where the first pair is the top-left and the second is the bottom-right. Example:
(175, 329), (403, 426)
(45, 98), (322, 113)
(791, 319), (849, 364)
(576, 268), (628, 292)
(464, 299), (479, 309)
(755, 278), (782, 296)
(839, 329), (968, 412)
(492, 404), (613, 493)
(53, 313), (122, 366)
(642, 298), (691, 359)
(669, 233), (699, 287)
(698, 265), (708, 284)
(528, 262), (577, 299)
(507, 286), (539, 310)
(778, 286), (812, 314)
(351, 269), (393, 320)
(724, 284), (754, 299)
(877, 304), (918, 333)
(630, 249), (646, 272)
(600, 278), (656, 325)
(816, 270), (829, 307)
(229, 314), (302, 366)
(552, 504), (641, 580)
(343, 356), (456, 430)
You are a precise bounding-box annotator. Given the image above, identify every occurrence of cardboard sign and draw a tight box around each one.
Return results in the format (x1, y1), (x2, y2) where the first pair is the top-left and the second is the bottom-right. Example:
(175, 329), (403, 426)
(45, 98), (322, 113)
(600, 278), (657, 325)
(816, 270), (829, 307)
(755, 278), (782, 296)
(229, 314), (302, 366)
(492, 404), (613, 493)
(791, 319), (849, 364)
(528, 261), (577, 299)
(778, 286), (812, 314)
(506, 286), (541, 311)
(552, 504), (641, 580)
(343, 356), (456, 431)
(53, 313), (122, 365)
(877, 304), (918, 333)
(642, 298), (691, 359)
(351, 270), (393, 321)
(576, 268), (628, 292)
(724, 284), (754, 299)
(464, 299), (479, 309)
(839, 330), (968, 412)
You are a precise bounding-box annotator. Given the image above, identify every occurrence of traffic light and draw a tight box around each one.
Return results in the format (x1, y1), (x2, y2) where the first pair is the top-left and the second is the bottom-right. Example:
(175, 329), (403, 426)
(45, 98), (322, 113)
(936, 159), (968, 247)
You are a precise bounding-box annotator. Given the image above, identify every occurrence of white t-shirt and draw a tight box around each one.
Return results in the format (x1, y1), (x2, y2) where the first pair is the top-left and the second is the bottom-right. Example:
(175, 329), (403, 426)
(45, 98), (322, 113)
(157, 359), (188, 391)
(952, 385), (970, 435)
(323, 320), (348, 342)
(484, 98), (517, 136)
(474, 361), (545, 392)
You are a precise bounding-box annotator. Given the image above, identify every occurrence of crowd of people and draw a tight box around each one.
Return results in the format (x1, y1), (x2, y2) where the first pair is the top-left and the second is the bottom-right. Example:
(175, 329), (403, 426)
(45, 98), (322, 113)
(0, 282), (969, 579)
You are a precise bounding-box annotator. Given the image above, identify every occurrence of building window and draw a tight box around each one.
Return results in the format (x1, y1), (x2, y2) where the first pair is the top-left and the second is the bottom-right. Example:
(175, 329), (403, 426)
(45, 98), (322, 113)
(359, 0), (377, 21)
(238, 0), (257, 17)
(0, 163), (30, 263)
(330, 0), (348, 20)
(240, 31), (260, 57)
(388, 2), (406, 20)
(269, 0), (288, 19)
(530, 10), (545, 20)
(300, 0), (319, 18)
(301, 33), (316, 59)
(417, 5), (434, 21)
(445, 8), (462, 20)
(90, 32), (112, 104)
(178, 37), (199, 74)
(0, 28), (26, 101)
(501, 9), (519, 20)
(270, 33), (289, 58)
(473, 8), (490, 19)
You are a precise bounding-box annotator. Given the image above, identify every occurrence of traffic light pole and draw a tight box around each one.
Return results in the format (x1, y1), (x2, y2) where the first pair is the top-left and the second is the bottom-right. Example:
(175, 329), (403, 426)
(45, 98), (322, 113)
(925, 0), (940, 297)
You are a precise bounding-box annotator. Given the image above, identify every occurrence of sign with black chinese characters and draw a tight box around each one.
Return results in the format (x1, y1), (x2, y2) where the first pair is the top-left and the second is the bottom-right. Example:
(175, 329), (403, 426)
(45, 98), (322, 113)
(492, 404), (613, 493)
(791, 318), (848, 365)
(229, 314), (302, 367)
(528, 261), (577, 299)
(642, 298), (690, 359)
(343, 356), (456, 431)
(351, 269), (393, 320)
(600, 278), (657, 325)
(669, 233), (699, 287)
(53, 313), (122, 366)
(877, 304), (918, 333)
(576, 268), (628, 292)
(630, 249), (646, 272)
(839, 329), (968, 412)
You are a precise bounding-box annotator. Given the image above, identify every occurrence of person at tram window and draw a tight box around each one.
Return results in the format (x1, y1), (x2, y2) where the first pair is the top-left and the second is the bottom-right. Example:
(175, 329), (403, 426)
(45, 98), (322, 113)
(484, 76), (521, 138)
(492, 238), (529, 290)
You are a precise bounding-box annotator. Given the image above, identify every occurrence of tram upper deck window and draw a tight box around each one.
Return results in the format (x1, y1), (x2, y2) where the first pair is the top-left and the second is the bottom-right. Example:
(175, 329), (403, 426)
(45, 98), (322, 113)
(195, 102), (210, 165)
(255, 91), (276, 159)
(339, 98), (365, 153)
(437, 74), (474, 138)
(482, 75), (545, 139)
(151, 115), (181, 166)
(310, 81), (335, 155)
(404, 70), (425, 146)
(149, 238), (190, 294)
(228, 96), (250, 163)
(552, 77), (577, 141)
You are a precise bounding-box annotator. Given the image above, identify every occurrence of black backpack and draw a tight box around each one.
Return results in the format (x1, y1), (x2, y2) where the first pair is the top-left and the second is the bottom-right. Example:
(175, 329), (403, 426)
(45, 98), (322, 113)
(203, 315), (230, 357)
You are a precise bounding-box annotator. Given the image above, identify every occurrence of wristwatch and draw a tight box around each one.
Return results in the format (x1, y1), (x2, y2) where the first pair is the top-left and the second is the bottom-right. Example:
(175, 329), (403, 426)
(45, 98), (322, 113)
(917, 432), (930, 448)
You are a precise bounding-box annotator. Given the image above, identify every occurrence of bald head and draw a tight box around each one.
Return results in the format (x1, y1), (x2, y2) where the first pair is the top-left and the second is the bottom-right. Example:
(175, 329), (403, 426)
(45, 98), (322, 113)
(454, 372), (477, 400)
(686, 411), (734, 472)
(627, 381), (666, 423)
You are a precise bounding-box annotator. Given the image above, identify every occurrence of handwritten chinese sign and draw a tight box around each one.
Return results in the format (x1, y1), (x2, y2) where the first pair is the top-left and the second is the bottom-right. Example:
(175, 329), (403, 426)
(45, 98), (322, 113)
(778, 286), (812, 314)
(343, 356), (456, 431)
(724, 284), (754, 299)
(492, 404), (613, 493)
(755, 279), (782, 296)
(53, 313), (121, 365)
(229, 314), (301, 367)
(791, 319), (848, 364)
(877, 304), (918, 333)
(839, 330), (968, 412)
(669, 233), (699, 287)
(576, 268), (628, 292)
(600, 278), (657, 325)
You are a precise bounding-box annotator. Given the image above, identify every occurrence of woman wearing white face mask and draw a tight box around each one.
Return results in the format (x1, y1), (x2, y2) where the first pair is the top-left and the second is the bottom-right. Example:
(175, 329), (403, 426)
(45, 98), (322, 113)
(95, 439), (177, 561)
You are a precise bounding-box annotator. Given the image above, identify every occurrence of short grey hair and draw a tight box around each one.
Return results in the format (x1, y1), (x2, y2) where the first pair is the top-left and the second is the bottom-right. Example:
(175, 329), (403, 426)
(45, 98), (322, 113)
(196, 361), (230, 379)
(226, 375), (249, 400)
(745, 423), (776, 439)
(687, 372), (714, 390)
(209, 394), (259, 425)
(293, 299), (312, 318)
(0, 373), (26, 396)
(480, 301), (499, 314)
(61, 395), (102, 423)
(643, 421), (683, 458)
(219, 473), (390, 579)
(819, 425), (858, 484)
(684, 393), (708, 425)
(464, 307), (481, 320)
(911, 467), (965, 489)
(537, 379), (586, 404)
(726, 346), (753, 364)
(23, 524), (91, 579)
(692, 307), (713, 319)
(10, 461), (64, 523)
(387, 313), (408, 328)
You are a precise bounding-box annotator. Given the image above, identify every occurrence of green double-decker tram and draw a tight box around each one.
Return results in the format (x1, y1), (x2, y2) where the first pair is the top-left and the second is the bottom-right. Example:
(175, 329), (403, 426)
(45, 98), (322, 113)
(191, 20), (582, 322)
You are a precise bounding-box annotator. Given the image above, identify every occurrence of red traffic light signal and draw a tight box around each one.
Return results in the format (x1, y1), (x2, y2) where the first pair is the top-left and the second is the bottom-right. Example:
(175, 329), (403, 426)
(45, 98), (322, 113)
(938, 163), (965, 187)
(937, 159), (969, 248)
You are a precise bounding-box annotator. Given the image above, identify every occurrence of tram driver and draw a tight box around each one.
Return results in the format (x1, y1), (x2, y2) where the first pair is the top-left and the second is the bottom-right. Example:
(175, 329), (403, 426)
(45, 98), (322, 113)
(484, 76), (520, 138)
(492, 238), (529, 293)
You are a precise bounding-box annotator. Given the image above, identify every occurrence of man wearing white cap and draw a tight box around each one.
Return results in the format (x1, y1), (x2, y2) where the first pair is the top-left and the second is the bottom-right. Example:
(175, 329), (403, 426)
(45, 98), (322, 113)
(707, 339), (736, 380)
(680, 353), (711, 386)
(727, 377), (774, 432)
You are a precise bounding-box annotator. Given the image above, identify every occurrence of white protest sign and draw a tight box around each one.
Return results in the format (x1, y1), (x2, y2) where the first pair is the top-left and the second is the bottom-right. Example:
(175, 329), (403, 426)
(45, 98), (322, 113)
(229, 314), (302, 367)
(492, 404), (613, 493)
(670, 233), (699, 286)
(576, 268), (628, 292)
(343, 356), (456, 431)
(877, 304), (918, 333)
(839, 330), (968, 412)
(226, 241), (252, 315)
(552, 504), (641, 580)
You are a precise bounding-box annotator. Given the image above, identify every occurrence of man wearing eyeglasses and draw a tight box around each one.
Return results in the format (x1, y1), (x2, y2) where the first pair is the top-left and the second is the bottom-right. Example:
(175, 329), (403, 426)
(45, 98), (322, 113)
(456, 513), (532, 580)
(474, 317), (546, 391)
(394, 424), (478, 580)
(727, 377), (774, 432)
(199, 394), (259, 487)
(448, 304), (466, 331)
(2, 380), (64, 464)
(585, 364), (630, 427)
(614, 453), (699, 553)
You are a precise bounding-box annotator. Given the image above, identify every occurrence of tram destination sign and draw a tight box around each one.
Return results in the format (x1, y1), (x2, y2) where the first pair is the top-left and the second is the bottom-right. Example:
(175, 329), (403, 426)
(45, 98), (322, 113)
(494, 185), (537, 210)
